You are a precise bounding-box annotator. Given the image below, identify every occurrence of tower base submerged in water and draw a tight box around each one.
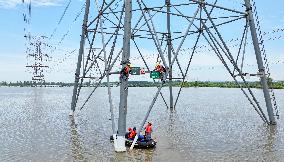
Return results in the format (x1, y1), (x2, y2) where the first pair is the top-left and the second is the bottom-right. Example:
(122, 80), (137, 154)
(114, 136), (126, 152)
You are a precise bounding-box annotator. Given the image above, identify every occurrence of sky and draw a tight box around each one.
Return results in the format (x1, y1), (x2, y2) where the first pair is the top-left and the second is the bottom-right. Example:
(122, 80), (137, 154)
(0, 0), (283, 82)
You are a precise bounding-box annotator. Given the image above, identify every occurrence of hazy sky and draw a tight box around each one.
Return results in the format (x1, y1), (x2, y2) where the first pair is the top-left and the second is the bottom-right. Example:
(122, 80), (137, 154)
(0, 0), (283, 82)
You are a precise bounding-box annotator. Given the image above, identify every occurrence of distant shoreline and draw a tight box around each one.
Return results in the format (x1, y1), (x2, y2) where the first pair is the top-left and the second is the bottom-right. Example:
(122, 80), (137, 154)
(1, 81), (284, 89)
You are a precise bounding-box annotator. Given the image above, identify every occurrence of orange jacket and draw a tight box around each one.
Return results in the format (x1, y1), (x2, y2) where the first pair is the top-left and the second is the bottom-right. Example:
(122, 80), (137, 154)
(129, 130), (136, 138)
(145, 125), (152, 133)
(125, 66), (130, 73)
(155, 65), (166, 73)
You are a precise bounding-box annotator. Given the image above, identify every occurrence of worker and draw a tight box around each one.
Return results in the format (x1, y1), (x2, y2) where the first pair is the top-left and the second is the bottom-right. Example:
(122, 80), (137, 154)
(137, 134), (145, 141)
(126, 127), (132, 138)
(157, 63), (166, 73)
(145, 122), (153, 140)
(155, 63), (166, 73)
(129, 127), (137, 139)
(120, 63), (132, 80)
(154, 63), (166, 83)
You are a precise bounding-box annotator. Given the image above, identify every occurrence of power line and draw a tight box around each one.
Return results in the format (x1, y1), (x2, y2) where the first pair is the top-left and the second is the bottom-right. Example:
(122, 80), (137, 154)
(49, 0), (72, 41)
(50, 3), (85, 54)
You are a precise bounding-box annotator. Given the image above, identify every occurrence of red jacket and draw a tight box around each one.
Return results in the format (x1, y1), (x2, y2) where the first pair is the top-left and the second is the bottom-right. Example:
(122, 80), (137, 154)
(129, 130), (136, 138)
(145, 125), (152, 133)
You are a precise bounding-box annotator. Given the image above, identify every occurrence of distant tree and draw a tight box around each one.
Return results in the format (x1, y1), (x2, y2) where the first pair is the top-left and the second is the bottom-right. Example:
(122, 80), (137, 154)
(267, 77), (273, 87)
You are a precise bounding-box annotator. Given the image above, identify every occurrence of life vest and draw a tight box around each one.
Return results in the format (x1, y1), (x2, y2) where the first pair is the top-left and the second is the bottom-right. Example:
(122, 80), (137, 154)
(155, 64), (166, 73)
(129, 130), (136, 138)
(124, 65), (130, 74)
(145, 125), (152, 133)
(120, 65), (131, 79)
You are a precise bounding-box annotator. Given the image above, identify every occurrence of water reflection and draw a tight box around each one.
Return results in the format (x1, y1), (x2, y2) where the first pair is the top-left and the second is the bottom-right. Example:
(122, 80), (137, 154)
(144, 149), (154, 162)
(167, 110), (176, 134)
(264, 125), (278, 153)
(126, 148), (154, 162)
(69, 116), (88, 161)
(112, 152), (123, 162)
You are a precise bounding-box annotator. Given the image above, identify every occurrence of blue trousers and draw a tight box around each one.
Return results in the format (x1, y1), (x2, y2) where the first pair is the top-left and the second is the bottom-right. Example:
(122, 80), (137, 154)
(146, 132), (151, 140)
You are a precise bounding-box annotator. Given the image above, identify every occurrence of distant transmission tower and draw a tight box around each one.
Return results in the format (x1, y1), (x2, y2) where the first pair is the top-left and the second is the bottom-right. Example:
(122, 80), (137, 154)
(26, 36), (50, 85)
(70, 0), (279, 152)
(22, 1), (50, 86)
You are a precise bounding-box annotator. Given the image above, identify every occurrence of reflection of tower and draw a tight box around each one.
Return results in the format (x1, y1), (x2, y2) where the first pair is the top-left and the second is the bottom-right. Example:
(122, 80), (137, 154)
(263, 125), (278, 153)
(69, 117), (87, 161)
(26, 36), (50, 86)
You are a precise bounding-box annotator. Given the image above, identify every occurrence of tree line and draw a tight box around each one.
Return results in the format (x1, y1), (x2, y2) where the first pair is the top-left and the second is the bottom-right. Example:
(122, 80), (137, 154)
(1, 80), (284, 89)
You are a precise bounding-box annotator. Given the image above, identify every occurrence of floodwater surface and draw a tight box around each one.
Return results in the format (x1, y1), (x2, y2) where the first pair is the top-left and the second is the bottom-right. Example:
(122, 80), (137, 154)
(0, 87), (284, 161)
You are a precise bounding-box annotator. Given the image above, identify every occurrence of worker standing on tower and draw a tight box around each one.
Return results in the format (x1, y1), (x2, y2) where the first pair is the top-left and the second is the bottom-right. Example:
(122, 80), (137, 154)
(154, 63), (166, 83)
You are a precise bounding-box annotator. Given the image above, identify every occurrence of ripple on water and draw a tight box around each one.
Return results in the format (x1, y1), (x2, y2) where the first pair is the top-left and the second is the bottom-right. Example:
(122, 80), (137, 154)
(0, 87), (284, 161)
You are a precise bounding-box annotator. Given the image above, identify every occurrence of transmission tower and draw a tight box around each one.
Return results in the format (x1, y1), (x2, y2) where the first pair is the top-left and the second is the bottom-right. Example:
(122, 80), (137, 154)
(26, 36), (50, 85)
(22, 1), (50, 86)
(70, 0), (279, 152)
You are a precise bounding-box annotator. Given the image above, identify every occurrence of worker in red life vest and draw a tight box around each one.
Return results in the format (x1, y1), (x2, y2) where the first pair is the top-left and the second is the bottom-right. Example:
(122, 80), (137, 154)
(126, 127), (132, 138)
(124, 64), (131, 74)
(145, 122), (153, 140)
(155, 64), (166, 73)
(129, 127), (137, 139)
(154, 63), (166, 83)
(120, 63), (132, 81)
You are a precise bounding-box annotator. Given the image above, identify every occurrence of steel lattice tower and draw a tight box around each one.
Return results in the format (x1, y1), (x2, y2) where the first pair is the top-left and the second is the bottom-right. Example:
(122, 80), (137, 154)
(70, 0), (279, 151)
(26, 36), (50, 86)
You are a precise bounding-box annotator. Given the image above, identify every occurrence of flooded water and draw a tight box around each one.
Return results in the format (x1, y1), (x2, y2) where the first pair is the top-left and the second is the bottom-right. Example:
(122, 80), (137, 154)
(0, 87), (284, 161)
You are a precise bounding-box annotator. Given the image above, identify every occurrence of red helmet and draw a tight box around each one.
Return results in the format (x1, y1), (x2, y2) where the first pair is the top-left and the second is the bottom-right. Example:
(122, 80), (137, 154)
(128, 127), (132, 131)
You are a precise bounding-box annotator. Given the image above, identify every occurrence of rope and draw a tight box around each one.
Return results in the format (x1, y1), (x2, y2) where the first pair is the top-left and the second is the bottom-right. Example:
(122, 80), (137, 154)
(50, 3), (85, 55)
(47, 3), (86, 74)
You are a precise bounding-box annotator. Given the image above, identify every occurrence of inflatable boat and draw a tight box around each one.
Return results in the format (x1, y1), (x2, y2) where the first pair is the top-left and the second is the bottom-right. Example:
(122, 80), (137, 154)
(110, 135), (157, 149)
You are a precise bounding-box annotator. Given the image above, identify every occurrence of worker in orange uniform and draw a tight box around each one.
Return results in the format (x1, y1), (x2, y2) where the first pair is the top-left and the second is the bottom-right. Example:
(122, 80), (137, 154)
(129, 127), (137, 139)
(154, 63), (166, 83)
(120, 63), (132, 81)
(145, 122), (153, 140)
(126, 127), (132, 138)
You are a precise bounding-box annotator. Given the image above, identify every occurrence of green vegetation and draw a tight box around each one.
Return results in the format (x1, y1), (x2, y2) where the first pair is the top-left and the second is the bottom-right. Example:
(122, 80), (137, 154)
(179, 81), (284, 89)
(1, 80), (284, 89)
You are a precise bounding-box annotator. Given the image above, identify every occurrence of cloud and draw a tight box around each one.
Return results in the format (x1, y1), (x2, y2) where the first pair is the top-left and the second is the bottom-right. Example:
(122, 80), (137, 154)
(0, 0), (63, 8)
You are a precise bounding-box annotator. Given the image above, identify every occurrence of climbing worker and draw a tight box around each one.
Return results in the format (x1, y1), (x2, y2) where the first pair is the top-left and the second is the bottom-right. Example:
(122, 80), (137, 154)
(145, 122), (153, 140)
(129, 127), (137, 139)
(120, 63), (132, 81)
(154, 63), (167, 83)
